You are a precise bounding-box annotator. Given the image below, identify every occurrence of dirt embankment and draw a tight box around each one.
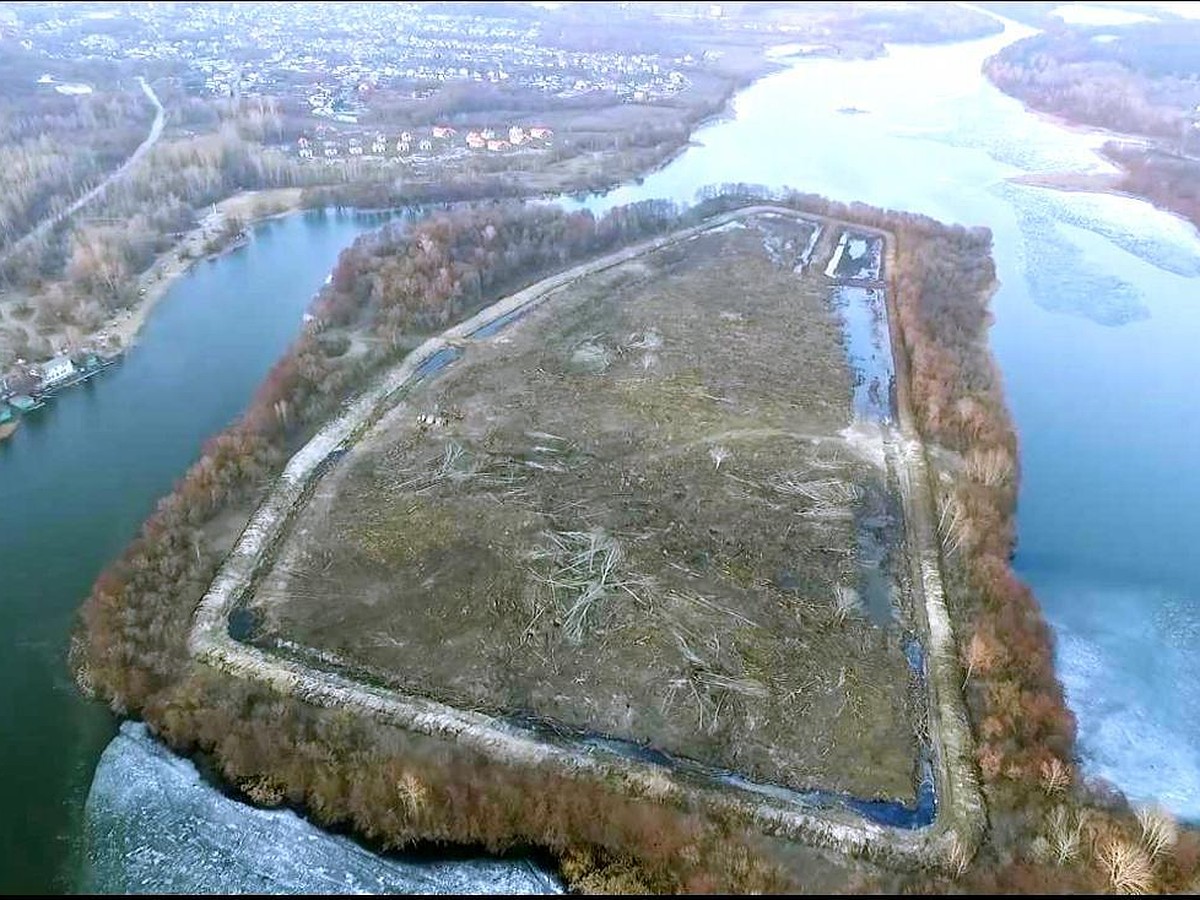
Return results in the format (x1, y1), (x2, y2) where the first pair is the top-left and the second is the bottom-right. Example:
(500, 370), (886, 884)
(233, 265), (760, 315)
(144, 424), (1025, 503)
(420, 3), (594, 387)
(188, 206), (984, 870)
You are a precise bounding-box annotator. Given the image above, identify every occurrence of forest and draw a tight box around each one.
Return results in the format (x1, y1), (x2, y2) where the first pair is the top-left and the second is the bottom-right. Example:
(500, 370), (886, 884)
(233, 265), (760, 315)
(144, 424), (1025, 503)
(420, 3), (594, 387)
(0, 52), (154, 256)
(1103, 143), (1200, 231)
(983, 23), (1200, 139)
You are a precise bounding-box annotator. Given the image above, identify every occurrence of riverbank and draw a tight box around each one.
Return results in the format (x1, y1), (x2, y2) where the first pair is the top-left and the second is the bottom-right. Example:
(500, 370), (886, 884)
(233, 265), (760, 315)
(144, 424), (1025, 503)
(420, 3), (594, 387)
(106, 188), (306, 354)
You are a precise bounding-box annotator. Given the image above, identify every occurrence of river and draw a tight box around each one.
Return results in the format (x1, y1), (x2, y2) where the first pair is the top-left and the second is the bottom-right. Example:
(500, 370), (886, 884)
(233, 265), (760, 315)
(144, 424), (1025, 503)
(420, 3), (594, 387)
(4, 12), (1199, 893)
(0, 210), (392, 892)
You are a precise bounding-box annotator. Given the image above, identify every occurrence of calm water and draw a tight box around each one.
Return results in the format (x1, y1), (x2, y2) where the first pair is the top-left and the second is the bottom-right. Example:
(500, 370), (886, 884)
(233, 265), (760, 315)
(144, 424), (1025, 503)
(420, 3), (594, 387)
(6, 11), (1200, 891)
(0, 210), (389, 892)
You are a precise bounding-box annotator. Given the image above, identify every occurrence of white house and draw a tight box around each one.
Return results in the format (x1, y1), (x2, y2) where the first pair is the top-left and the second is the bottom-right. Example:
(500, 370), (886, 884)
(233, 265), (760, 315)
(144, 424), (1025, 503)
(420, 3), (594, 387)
(38, 354), (76, 387)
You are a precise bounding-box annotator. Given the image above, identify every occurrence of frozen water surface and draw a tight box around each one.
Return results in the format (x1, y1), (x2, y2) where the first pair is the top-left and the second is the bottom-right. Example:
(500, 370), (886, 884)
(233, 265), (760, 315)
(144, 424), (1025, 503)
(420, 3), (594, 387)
(81, 722), (563, 895)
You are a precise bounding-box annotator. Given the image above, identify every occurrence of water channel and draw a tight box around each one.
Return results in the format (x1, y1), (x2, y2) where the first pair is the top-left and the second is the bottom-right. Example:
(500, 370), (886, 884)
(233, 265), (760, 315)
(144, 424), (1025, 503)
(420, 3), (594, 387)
(4, 11), (1199, 893)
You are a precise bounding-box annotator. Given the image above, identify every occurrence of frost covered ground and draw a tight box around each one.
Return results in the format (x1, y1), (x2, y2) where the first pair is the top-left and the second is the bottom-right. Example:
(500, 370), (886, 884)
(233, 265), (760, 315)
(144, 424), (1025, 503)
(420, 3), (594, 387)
(81, 722), (562, 894)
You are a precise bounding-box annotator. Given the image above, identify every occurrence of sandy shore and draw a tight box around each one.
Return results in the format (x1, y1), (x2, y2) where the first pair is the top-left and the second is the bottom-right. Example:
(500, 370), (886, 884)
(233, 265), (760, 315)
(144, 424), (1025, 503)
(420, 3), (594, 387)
(0, 188), (306, 369)
(103, 188), (305, 352)
(1007, 170), (1125, 194)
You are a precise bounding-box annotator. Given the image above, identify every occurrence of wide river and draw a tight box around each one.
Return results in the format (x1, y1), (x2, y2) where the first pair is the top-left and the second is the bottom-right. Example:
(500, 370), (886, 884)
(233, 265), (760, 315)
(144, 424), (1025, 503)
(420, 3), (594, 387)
(3, 13), (1198, 892)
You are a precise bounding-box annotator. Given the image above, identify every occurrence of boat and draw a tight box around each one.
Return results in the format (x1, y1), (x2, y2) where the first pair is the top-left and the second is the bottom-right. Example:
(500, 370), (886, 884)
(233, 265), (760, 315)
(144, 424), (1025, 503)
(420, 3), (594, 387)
(0, 405), (18, 442)
(8, 394), (44, 413)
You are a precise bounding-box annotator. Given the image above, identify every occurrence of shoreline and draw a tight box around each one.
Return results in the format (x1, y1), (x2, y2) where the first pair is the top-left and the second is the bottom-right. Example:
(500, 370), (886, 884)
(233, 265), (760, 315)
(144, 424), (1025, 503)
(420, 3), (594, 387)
(986, 74), (1200, 233)
(104, 187), (307, 354)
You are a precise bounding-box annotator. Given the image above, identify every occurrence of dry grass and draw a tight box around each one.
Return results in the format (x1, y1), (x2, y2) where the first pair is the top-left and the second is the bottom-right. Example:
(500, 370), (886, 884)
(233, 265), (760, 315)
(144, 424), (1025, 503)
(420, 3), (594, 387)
(530, 528), (642, 643)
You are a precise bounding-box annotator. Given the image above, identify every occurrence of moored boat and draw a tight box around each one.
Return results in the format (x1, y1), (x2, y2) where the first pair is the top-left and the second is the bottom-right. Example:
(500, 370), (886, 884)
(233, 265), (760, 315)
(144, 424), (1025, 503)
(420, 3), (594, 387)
(8, 394), (43, 413)
(0, 406), (18, 442)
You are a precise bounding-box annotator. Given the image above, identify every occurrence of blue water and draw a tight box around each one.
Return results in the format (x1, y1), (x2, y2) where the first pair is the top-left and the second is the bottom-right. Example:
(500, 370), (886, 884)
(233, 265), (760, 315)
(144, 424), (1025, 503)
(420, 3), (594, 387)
(0, 209), (391, 892)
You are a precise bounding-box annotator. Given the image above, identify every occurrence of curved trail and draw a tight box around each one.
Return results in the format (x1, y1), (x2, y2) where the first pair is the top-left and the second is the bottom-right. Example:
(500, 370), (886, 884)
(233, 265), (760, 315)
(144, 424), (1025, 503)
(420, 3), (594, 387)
(189, 206), (983, 868)
(1, 77), (164, 263)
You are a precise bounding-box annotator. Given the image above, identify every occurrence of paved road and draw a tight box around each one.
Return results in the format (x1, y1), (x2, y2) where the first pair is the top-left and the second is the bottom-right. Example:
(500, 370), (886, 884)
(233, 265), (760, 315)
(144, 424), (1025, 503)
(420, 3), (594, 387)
(0, 77), (164, 263)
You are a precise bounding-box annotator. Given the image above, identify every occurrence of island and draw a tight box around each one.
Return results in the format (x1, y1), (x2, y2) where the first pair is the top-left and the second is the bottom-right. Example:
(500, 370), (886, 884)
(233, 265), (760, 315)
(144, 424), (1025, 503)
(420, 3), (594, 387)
(77, 188), (1092, 892)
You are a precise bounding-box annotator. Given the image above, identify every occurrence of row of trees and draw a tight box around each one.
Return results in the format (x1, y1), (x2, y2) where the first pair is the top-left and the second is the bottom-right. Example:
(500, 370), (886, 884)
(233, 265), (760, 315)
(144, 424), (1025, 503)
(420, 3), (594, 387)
(1105, 143), (1200, 231)
(694, 183), (1200, 892)
(870, 203), (1199, 892)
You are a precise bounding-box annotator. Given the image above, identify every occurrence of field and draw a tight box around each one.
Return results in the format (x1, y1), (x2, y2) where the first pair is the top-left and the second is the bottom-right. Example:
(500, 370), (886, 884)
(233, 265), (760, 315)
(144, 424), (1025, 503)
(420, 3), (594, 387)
(244, 216), (923, 803)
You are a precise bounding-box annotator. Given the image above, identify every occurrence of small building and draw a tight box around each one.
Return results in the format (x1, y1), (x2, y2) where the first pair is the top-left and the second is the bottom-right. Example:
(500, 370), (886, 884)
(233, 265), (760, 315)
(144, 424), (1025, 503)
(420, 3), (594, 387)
(400, 130), (413, 143)
(418, 139), (433, 152)
(465, 131), (485, 150)
(508, 125), (526, 145)
(432, 125), (457, 139)
(37, 354), (76, 388)
(529, 126), (553, 140)
(480, 128), (496, 140)
(486, 139), (511, 152)
(371, 134), (387, 154)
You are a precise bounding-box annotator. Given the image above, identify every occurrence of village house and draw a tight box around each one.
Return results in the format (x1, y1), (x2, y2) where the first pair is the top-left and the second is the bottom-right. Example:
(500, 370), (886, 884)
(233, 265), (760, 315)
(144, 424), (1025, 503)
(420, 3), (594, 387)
(371, 133), (387, 154)
(323, 140), (339, 157)
(37, 354), (76, 389)
(347, 138), (363, 156)
(400, 130), (413, 143)
(418, 139), (433, 152)
(486, 139), (511, 152)
(481, 127), (496, 140)
(432, 125), (456, 139)
(465, 130), (485, 150)
(529, 126), (553, 140)
(508, 125), (526, 145)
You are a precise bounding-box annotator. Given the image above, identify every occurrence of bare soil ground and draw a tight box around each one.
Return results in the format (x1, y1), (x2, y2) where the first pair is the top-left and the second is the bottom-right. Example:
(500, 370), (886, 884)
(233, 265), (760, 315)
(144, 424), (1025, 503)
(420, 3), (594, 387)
(249, 220), (921, 802)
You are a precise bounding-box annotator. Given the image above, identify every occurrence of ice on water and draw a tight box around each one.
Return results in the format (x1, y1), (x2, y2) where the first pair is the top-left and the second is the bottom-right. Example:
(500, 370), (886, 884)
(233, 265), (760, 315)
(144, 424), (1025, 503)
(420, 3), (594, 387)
(81, 722), (563, 894)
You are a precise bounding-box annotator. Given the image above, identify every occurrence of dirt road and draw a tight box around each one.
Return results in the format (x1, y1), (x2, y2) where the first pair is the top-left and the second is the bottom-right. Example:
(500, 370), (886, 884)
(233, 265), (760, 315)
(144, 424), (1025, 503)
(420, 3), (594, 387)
(0, 77), (164, 264)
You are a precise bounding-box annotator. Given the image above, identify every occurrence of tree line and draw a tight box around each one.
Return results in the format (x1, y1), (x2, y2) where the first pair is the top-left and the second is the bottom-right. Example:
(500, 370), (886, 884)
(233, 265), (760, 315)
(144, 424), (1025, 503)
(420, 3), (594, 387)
(983, 29), (1188, 139)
